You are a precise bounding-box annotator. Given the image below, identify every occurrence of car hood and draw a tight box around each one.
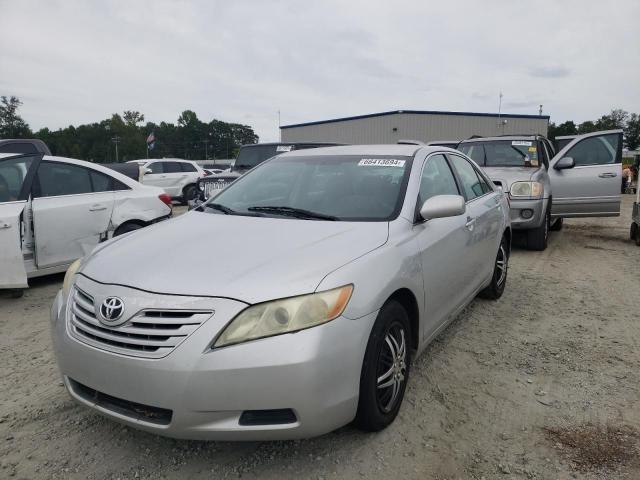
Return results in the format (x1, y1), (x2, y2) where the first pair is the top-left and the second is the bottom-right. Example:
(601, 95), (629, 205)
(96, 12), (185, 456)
(81, 212), (389, 304)
(482, 166), (537, 191)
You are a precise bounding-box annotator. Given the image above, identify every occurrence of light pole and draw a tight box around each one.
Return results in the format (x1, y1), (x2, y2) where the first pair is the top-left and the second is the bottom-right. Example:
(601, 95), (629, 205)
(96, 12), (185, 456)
(111, 135), (121, 162)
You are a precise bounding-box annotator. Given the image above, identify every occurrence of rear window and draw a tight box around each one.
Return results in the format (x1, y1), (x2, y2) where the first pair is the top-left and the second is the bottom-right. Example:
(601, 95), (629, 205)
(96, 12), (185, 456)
(459, 140), (541, 168)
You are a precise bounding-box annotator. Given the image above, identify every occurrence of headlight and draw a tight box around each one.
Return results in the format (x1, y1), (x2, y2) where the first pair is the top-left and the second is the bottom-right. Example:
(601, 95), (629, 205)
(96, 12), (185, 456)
(62, 259), (82, 299)
(510, 181), (543, 198)
(214, 285), (353, 348)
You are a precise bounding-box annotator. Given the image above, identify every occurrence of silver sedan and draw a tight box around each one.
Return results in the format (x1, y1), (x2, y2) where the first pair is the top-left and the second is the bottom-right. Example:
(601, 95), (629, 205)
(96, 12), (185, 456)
(51, 144), (511, 440)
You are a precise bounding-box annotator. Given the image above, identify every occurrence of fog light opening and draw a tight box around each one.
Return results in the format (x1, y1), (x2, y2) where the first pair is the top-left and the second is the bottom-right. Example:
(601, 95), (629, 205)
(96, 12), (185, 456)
(521, 209), (534, 219)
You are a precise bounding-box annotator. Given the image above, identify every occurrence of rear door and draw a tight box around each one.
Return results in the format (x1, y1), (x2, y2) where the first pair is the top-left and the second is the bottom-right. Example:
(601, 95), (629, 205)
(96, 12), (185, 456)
(162, 161), (188, 196)
(31, 160), (115, 269)
(0, 154), (40, 288)
(141, 161), (171, 191)
(549, 130), (622, 217)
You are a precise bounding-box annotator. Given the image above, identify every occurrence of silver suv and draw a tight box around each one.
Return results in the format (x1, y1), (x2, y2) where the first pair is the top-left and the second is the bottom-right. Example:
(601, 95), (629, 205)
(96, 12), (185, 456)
(458, 130), (623, 250)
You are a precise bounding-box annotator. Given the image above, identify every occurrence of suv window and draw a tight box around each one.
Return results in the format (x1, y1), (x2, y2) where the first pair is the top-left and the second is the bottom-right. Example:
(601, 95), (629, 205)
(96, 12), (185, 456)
(0, 142), (38, 154)
(418, 155), (459, 203)
(148, 162), (164, 174)
(449, 155), (487, 200)
(180, 162), (197, 172)
(34, 161), (93, 197)
(164, 162), (183, 173)
(0, 155), (35, 202)
(565, 134), (619, 166)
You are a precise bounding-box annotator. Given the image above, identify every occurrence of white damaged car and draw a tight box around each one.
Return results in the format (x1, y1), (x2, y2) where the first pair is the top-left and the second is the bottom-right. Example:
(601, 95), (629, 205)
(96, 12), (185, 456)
(0, 153), (172, 297)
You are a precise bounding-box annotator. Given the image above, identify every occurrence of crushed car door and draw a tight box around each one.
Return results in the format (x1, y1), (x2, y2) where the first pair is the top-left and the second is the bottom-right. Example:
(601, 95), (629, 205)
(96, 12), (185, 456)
(0, 154), (41, 288)
(31, 160), (115, 269)
(548, 130), (622, 217)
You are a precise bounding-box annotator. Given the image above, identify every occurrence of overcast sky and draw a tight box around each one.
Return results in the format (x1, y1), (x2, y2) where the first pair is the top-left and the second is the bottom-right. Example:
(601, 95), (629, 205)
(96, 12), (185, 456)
(2, 0), (639, 141)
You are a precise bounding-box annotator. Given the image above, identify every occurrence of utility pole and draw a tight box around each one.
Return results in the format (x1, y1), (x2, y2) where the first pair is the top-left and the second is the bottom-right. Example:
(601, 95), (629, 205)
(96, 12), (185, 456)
(111, 136), (121, 162)
(539, 104), (543, 116)
(497, 92), (503, 135)
(203, 139), (210, 160)
(278, 109), (281, 141)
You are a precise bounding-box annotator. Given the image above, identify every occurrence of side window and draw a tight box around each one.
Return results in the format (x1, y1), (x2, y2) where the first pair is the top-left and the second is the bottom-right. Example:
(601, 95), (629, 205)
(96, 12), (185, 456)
(180, 162), (197, 172)
(89, 171), (112, 192)
(164, 162), (183, 173)
(538, 140), (548, 168)
(462, 144), (485, 165)
(449, 155), (486, 200)
(112, 179), (130, 191)
(149, 162), (164, 174)
(0, 156), (35, 203)
(475, 169), (493, 194)
(34, 161), (93, 198)
(0, 142), (38, 154)
(565, 134), (620, 166)
(418, 155), (459, 204)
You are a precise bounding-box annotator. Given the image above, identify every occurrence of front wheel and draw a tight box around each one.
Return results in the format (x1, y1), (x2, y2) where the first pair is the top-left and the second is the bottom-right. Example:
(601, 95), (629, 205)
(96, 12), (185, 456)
(527, 209), (549, 251)
(479, 235), (509, 300)
(355, 300), (411, 432)
(182, 185), (197, 205)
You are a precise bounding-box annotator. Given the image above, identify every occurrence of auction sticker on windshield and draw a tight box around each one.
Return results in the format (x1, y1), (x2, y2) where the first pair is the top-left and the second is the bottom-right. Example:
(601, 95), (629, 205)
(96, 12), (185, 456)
(512, 141), (532, 146)
(358, 158), (406, 167)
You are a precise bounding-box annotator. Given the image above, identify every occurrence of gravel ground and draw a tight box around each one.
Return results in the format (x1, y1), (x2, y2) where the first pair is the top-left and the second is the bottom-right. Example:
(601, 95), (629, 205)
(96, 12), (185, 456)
(1, 196), (639, 479)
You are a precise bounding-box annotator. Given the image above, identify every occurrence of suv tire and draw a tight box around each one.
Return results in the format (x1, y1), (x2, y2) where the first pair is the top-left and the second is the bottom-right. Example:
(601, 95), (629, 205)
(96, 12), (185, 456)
(527, 209), (549, 251)
(479, 235), (509, 300)
(355, 300), (411, 432)
(182, 185), (197, 205)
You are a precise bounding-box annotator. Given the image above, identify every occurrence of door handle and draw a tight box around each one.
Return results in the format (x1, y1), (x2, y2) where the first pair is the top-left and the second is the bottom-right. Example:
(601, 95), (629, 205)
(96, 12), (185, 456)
(89, 205), (107, 212)
(465, 216), (476, 230)
(598, 172), (617, 178)
(0, 222), (11, 229)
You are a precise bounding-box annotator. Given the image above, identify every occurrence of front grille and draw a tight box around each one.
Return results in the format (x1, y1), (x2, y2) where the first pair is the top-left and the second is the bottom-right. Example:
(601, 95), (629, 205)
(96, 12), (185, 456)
(239, 409), (297, 426)
(200, 177), (235, 199)
(69, 378), (172, 425)
(69, 287), (212, 359)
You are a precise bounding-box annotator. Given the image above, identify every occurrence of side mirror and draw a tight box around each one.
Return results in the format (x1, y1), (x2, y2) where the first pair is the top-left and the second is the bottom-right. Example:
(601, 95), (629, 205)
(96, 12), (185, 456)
(554, 157), (575, 170)
(144, 167), (153, 175)
(419, 195), (466, 221)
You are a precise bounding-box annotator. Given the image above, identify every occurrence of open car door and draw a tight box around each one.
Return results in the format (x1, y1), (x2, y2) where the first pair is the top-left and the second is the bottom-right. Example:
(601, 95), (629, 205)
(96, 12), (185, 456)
(0, 154), (41, 289)
(548, 130), (622, 218)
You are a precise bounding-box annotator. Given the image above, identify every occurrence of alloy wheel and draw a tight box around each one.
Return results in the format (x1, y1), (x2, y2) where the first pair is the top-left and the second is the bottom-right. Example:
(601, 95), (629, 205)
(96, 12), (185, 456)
(496, 244), (508, 287)
(376, 323), (407, 413)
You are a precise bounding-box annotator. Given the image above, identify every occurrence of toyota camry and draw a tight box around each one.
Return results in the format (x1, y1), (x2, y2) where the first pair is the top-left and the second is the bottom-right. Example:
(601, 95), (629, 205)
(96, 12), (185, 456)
(51, 144), (511, 440)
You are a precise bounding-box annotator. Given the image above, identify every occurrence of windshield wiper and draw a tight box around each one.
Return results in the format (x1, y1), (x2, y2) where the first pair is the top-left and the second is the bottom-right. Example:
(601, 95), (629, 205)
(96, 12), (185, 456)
(202, 203), (236, 215)
(247, 206), (338, 221)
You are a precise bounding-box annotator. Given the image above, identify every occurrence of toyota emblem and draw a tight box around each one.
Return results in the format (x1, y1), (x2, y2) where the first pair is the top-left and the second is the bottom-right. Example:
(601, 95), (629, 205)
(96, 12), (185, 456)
(100, 297), (124, 322)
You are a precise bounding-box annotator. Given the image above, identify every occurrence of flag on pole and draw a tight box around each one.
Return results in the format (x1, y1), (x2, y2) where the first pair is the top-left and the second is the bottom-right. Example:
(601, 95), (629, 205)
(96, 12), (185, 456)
(146, 132), (156, 150)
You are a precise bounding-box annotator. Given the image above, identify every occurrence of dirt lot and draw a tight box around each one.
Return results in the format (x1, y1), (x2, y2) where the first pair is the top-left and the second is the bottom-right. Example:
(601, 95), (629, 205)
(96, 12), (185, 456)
(1, 197), (639, 480)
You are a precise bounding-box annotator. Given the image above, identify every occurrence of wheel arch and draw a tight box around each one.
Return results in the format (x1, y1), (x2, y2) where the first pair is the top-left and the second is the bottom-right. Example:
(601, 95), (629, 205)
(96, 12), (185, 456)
(113, 219), (147, 236)
(386, 288), (420, 352)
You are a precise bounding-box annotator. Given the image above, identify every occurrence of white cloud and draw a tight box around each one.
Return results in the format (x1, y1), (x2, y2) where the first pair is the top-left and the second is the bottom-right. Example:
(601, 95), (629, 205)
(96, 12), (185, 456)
(1, 0), (638, 141)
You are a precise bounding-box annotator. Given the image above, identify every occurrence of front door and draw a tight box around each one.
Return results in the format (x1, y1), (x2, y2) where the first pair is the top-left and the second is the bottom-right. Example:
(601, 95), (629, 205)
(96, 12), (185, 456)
(549, 130), (622, 217)
(413, 154), (471, 339)
(0, 154), (41, 288)
(31, 160), (115, 269)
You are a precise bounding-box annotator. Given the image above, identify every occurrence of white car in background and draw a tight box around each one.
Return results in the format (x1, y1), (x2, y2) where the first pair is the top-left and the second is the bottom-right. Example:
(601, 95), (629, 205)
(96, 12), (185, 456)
(0, 153), (172, 297)
(127, 159), (206, 204)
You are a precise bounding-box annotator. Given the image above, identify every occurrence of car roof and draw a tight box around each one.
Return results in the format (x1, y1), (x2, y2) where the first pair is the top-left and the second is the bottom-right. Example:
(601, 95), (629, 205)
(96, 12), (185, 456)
(459, 135), (545, 144)
(277, 144), (426, 157)
(241, 142), (342, 148)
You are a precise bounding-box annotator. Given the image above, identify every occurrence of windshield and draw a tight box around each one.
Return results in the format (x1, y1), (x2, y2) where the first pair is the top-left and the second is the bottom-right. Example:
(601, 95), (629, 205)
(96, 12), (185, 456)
(234, 145), (293, 169)
(459, 140), (540, 168)
(202, 155), (412, 221)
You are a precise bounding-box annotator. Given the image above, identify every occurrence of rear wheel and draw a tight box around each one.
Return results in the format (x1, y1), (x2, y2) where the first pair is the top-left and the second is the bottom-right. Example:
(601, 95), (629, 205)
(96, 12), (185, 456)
(9, 289), (24, 299)
(355, 300), (411, 432)
(630, 222), (638, 241)
(182, 185), (197, 205)
(479, 235), (509, 300)
(527, 209), (549, 251)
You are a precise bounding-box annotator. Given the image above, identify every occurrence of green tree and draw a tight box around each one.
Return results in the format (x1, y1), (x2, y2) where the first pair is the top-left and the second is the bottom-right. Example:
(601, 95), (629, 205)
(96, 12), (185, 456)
(0, 96), (32, 138)
(595, 109), (628, 130)
(577, 120), (598, 134)
(547, 120), (577, 140)
(625, 113), (640, 150)
(123, 110), (145, 127)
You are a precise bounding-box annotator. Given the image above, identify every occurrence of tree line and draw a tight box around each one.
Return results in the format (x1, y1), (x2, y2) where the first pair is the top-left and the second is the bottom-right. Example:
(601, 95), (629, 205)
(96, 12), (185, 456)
(0, 96), (259, 163)
(548, 108), (640, 150)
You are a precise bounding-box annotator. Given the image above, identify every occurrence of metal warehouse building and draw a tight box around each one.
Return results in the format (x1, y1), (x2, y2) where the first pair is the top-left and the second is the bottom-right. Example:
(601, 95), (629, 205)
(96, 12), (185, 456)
(280, 110), (549, 144)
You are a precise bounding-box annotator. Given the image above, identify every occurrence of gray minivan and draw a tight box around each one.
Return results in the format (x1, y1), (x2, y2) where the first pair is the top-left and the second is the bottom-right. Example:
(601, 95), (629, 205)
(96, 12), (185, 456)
(458, 130), (622, 250)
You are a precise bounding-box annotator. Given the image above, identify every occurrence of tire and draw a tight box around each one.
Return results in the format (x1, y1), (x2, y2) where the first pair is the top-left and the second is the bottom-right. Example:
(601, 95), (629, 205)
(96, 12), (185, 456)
(630, 222), (638, 242)
(479, 235), (509, 300)
(182, 185), (197, 205)
(636, 225), (640, 247)
(9, 289), (24, 299)
(114, 222), (144, 237)
(527, 209), (549, 251)
(355, 300), (411, 432)
(549, 217), (563, 231)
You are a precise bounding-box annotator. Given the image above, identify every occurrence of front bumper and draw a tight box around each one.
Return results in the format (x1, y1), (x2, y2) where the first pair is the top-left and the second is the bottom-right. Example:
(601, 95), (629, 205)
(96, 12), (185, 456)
(50, 280), (376, 441)
(507, 197), (549, 230)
